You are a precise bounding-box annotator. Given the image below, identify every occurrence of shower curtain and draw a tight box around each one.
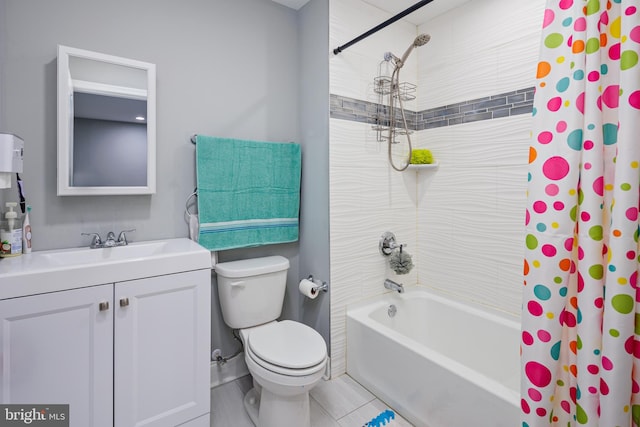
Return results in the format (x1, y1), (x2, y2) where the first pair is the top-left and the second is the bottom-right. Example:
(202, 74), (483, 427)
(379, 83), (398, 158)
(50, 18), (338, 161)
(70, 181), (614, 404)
(521, 0), (640, 426)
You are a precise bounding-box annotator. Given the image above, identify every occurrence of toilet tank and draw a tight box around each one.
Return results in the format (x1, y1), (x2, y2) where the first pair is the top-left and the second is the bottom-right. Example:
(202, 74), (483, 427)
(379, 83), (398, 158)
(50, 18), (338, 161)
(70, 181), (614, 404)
(215, 256), (290, 329)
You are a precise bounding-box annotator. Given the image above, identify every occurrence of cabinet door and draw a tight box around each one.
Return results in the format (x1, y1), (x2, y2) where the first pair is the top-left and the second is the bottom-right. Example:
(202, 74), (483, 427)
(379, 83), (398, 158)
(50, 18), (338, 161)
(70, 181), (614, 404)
(114, 269), (211, 427)
(0, 284), (113, 427)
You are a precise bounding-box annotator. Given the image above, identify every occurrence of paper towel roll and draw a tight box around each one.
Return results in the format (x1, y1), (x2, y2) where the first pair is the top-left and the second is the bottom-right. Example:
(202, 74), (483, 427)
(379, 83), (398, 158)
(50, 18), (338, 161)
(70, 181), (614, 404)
(299, 279), (318, 299)
(0, 172), (11, 189)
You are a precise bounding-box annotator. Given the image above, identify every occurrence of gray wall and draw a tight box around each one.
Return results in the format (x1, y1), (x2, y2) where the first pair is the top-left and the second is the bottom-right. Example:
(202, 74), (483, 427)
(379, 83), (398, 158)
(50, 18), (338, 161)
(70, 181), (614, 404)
(1, 0), (299, 248)
(0, 1), (4, 132)
(298, 0), (331, 352)
(0, 0), (330, 359)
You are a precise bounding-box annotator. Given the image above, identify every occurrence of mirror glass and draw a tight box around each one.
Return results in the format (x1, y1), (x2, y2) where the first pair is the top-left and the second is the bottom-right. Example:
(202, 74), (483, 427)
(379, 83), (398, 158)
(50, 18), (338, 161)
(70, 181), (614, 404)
(57, 45), (156, 196)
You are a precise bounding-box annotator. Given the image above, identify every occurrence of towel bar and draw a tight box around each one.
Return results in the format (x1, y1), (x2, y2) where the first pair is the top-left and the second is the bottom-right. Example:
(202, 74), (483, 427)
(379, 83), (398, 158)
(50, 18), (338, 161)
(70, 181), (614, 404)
(192, 134), (296, 145)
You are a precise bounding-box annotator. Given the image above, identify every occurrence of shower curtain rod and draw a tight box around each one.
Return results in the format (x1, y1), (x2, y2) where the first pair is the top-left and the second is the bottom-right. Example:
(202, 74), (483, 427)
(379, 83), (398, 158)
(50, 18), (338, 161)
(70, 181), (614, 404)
(332, 0), (434, 55)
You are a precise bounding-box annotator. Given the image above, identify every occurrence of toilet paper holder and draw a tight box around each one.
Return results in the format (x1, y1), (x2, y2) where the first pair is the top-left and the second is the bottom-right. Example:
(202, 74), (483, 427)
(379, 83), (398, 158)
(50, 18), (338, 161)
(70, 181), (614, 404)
(306, 275), (328, 293)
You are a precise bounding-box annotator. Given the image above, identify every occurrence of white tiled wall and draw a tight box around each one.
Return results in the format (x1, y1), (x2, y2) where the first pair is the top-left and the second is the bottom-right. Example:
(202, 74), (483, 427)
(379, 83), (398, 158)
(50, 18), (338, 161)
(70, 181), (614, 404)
(330, 0), (419, 100)
(417, 0), (545, 109)
(329, 0), (545, 377)
(415, 116), (532, 315)
(413, 0), (544, 317)
(329, 0), (419, 377)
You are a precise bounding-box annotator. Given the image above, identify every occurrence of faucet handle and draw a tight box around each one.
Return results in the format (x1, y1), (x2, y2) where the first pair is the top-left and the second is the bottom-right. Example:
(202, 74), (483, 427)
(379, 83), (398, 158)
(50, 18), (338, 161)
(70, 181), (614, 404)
(117, 229), (136, 245)
(81, 232), (103, 248)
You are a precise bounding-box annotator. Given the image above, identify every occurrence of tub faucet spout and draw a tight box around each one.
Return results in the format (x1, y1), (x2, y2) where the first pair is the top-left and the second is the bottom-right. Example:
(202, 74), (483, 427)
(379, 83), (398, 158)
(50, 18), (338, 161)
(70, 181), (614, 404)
(384, 279), (404, 293)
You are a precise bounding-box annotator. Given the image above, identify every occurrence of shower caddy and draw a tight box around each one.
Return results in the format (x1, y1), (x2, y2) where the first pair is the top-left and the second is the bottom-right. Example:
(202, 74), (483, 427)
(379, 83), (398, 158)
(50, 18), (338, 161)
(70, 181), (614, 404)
(372, 59), (416, 144)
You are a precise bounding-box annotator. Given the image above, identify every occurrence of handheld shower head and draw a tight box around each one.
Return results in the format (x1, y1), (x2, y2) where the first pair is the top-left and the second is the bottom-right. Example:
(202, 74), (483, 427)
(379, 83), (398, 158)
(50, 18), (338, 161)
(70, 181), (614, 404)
(413, 33), (431, 47)
(381, 33), (431, 172)
(396, 33), (431, 68)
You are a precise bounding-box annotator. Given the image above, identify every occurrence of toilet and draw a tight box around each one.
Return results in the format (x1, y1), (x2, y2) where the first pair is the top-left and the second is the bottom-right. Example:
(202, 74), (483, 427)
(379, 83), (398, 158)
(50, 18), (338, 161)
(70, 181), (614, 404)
(215, 256), (327, 427)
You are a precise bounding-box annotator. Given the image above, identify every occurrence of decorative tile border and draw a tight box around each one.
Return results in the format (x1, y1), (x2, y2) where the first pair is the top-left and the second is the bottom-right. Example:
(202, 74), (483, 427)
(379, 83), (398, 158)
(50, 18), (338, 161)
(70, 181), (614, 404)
(330, 87), (535, 129)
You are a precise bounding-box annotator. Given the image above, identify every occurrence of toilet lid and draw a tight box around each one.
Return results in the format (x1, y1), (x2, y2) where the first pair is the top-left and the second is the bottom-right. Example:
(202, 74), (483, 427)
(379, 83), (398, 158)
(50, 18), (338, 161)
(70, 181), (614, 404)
(248, 320), (326, 369)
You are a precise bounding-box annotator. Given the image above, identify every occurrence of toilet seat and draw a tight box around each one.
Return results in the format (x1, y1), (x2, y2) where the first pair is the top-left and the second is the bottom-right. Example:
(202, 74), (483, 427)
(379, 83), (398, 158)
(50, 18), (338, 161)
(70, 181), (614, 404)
(246, 342), (327, 378)
(245, 320), (327, 377)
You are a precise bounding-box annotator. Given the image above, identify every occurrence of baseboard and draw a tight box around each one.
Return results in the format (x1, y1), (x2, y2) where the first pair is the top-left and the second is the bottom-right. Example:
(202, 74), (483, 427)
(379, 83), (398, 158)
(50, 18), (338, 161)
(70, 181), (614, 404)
(210, 352), (250, 388)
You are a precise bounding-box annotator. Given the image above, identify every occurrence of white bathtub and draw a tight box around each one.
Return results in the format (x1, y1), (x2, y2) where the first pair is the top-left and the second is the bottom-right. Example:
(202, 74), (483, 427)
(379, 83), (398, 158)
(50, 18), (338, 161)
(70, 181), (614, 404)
(346, 287), (520, 427)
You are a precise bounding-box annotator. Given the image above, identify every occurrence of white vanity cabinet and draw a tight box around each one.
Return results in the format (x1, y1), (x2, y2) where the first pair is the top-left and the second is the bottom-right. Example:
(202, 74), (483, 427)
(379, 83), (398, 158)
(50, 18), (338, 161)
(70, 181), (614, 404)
(0, 284), (114, 427)
(0, 254), (211, 427)
(114, 270), (210, 427)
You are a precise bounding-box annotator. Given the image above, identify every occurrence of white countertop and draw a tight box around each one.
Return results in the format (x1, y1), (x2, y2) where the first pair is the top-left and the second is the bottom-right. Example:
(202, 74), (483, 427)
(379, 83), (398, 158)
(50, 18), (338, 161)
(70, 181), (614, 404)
(0, 238), (212, 300)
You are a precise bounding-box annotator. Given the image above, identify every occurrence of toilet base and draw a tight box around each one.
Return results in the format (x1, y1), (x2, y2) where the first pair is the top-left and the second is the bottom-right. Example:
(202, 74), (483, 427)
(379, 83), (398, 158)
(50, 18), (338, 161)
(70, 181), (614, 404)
(243, 388), (260, 425)
(243, 387), (311, 427)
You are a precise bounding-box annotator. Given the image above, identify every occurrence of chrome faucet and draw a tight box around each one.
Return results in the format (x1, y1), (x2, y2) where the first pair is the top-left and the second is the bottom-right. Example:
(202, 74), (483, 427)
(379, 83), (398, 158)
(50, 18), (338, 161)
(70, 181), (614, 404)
(104, 231), (118, 247)
(384, 278), (404, 293)
(82, 229), (136, 249)
(81, 232), (103, 249)
(117, 229), (136, 246)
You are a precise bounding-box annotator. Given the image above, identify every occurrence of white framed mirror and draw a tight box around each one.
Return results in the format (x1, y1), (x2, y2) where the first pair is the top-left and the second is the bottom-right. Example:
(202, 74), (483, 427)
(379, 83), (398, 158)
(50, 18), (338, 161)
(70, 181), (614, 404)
(57, 45), (156, 196)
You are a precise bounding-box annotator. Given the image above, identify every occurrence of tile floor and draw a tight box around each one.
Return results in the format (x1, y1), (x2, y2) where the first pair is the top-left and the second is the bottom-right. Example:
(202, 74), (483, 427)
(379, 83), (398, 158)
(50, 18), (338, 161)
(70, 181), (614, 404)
(210, 374), (414, 426)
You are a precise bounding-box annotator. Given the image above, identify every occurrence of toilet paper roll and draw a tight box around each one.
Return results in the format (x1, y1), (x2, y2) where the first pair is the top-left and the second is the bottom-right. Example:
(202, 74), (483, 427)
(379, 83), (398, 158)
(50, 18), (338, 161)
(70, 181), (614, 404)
(299, 279), (319, 299)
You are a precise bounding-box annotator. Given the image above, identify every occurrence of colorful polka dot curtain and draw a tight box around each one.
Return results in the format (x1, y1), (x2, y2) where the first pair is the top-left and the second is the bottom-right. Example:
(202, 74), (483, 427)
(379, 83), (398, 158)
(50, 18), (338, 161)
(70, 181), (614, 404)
(522, 0), (640, 426)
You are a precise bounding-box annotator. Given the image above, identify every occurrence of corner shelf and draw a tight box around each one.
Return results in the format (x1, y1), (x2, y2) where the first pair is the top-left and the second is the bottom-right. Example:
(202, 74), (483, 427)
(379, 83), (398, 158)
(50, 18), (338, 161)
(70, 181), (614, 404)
(407, 161), (439, 171)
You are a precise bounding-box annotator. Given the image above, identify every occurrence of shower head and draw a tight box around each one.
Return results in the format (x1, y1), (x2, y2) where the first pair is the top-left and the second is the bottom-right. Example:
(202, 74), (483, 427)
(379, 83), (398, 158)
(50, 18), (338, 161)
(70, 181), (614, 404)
(397, 33), (431, 68)
(413, 33), (431, 47)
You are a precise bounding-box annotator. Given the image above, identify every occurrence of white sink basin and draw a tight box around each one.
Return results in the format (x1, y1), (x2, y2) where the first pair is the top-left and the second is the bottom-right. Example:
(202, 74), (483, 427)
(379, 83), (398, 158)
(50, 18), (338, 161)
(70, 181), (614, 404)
(0, 238), (212, 300)
(41, 240), (171, 266)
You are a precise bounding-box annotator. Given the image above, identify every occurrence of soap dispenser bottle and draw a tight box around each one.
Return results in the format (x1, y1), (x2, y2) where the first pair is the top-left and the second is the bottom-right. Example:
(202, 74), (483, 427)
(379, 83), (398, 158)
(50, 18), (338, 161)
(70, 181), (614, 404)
(0, 202), (22, 257)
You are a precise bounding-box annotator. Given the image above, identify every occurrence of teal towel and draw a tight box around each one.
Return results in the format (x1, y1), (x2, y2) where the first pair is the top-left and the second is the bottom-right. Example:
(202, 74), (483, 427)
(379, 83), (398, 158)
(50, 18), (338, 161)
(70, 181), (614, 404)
(196, 135), (301, 251)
